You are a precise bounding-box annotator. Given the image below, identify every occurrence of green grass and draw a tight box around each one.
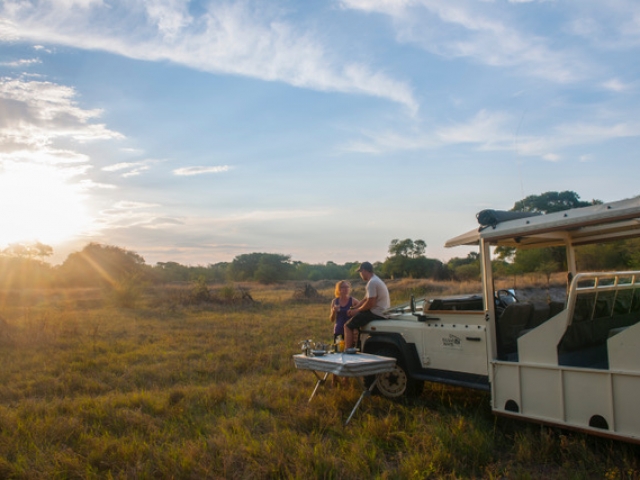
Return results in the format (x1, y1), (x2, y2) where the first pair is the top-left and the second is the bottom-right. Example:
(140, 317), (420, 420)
(0, 282), (637, 479)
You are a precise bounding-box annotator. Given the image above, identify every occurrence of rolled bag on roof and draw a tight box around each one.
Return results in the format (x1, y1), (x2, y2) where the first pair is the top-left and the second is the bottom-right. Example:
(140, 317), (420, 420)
(476, 209), (542, 229)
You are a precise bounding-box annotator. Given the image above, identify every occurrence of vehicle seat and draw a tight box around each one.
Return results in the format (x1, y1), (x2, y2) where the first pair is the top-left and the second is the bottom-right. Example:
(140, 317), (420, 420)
(548, 301), (564, 318)
(497, 303), (532, 360)
(527, 303), (550, 329)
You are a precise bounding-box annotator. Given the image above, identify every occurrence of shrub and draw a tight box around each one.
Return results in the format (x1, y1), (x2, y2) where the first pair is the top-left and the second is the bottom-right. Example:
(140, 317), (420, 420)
(109, 274), (144, 308)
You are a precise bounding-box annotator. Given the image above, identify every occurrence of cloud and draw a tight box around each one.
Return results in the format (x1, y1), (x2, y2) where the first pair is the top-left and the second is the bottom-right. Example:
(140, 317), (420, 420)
(342, 109), (640, 159)
(0, 76), (123, 181)
(145, 217), (185, 228)
(340, 0), (591, 83)
(113, 200), (159, 209)
(103, 162), (142, 172)
(103, 160), (159, 177)
(173, 165), (231, 176)
(0, 58), (42, 67)
(0, 0), (418, 112)
(436, 110), (513, 148)
(602, 78), (632, 92)
(226, 209), (330, 222)
(98, 204), (160, 229)
(565, 1), (640, 49)
(0, 77), (123, 150)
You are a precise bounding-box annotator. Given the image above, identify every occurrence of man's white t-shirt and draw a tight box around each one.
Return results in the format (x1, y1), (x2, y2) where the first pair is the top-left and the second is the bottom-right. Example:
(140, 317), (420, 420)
(366, 274), (390, 317)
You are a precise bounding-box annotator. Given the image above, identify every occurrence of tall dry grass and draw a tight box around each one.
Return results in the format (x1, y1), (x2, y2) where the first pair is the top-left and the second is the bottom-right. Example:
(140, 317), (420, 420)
(0, 280), (636, 479)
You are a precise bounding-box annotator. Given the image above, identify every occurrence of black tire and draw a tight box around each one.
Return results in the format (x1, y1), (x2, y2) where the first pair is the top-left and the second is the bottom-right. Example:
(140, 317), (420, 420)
(366, 347), (423, 399)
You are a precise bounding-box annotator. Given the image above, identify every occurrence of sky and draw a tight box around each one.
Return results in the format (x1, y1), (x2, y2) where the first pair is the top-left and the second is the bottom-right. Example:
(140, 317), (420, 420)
(0, 0), (639, 267)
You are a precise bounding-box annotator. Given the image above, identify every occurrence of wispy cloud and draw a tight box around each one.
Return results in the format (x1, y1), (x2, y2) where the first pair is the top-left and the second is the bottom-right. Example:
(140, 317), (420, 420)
(565, 1), (640, 49)
(98, 200), (166, 230)
(173, 165), (231, 176)
(0, 58), (41, 67)
(103, 162), (142, 172)
(0, 77), (122, 150)
(0, 76), (123, 176)
(113, 201), (159, 209)
(436, 110), (513, 148)
(341, 0), (591, 83)
(342, 109), (640, 159)
(602, 78), (632, 92)
(542, 153), (560, 162)
(226, 209), (330, 222)
(103, 161), (153, 177)
(0, 0), (418, 112)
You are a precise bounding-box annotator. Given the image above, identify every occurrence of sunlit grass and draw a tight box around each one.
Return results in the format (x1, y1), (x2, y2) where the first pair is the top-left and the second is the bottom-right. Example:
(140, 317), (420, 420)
(0, 280), (637, 478)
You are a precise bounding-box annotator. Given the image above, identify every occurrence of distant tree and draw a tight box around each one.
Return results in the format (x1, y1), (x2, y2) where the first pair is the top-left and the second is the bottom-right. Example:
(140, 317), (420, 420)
(447, 252), (481, 281)
(388, 239), (427, 258)
(0, 256), (54, 288)
(228, 253), (293, 284)
(454, 263), (481, 281)
(626, 239), (640, 270)
(576, 242), (633, 271)
(3, 242), (53, 260)
(154, 261), (191, 282)
(496, 191), (601, 274)
(382, 238), (441, 278)
(513, 190), (596, 213)
(57, 243), (147, 287)
(293, 261), (353, 282)
(382, 254), (411, 279)
(206, 262), (229, 283)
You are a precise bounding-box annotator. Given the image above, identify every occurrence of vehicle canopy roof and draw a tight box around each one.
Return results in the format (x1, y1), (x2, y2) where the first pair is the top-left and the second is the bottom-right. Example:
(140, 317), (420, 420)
(445, 196), (640, 249)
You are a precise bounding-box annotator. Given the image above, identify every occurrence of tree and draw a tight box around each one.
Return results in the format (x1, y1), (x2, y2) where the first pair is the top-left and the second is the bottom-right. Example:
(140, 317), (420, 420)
(447, 252), (481, 281)
(3, 242), (53, 260)
(228, 253), (293, 284)
(388, 239), (427, 258)
(154, 261), (191, 282)
(513, 191), (596, 213)
(496, 191), (601, 274)
(383, 238), (438, 278)
(57, 243), (147, 287)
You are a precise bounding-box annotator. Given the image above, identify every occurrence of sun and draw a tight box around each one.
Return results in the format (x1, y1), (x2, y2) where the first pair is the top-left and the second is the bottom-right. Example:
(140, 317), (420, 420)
(0, 162), (91, 248)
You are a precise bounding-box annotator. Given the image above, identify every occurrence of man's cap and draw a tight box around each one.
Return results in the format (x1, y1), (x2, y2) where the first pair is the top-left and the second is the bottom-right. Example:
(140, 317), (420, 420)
(357, 261), (373, 272)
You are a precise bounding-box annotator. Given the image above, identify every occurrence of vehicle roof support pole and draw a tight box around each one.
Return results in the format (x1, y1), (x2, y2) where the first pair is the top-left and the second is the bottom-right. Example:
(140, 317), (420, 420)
(480, 239), (498, 364)
(565, 238), (577, 293)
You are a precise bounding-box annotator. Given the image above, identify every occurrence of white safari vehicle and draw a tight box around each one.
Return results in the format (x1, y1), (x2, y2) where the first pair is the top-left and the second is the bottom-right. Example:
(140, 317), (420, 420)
(360, 196), (640, 443)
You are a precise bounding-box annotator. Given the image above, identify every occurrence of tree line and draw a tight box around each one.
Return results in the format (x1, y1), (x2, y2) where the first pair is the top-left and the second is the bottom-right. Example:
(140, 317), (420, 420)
(1, 191), (638, 289)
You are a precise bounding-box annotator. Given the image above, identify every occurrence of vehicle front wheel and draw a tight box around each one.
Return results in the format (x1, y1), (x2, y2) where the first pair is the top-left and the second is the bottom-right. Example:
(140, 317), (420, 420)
(367, 347), (423, 399)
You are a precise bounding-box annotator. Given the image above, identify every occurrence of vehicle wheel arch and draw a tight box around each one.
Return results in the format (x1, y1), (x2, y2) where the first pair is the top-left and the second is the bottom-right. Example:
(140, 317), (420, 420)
(362, 333), (424, 398)
(362, 332), (421, 372)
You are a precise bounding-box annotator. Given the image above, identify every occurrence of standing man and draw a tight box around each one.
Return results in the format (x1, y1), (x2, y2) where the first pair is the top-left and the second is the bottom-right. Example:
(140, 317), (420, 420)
(344, 261), (390, 349)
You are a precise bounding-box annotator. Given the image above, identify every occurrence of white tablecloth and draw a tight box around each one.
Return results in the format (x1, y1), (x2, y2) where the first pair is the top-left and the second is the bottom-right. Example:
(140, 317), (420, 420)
(293, 352), (396, 377)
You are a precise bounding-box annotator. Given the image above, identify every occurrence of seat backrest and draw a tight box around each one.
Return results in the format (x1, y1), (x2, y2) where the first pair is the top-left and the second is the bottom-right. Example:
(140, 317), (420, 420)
(527, 303), (550, 329)
(548, 300), (565, 319)
(497, 303), (533, 357)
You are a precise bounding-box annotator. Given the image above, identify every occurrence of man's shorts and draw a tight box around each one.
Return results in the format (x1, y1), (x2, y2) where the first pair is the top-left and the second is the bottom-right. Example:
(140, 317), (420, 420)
(345, 310), (386, 329)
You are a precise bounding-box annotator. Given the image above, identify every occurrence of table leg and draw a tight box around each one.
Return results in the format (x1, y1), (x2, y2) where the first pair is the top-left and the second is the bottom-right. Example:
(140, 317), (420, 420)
(309, 371), (330, 402)
(344, 376), (378, 425)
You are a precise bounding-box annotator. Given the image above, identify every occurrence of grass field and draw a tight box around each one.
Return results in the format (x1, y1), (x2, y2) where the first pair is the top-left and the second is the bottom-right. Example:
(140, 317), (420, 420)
(0, 279), (638, 479)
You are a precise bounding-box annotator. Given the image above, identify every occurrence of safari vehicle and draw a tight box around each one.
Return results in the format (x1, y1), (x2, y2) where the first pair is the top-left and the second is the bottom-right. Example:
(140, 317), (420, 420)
(360, 196), (640, 443)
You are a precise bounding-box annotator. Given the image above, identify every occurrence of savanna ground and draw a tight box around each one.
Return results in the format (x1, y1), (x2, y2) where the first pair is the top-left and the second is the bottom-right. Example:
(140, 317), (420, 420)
(0, 276), (638, 479)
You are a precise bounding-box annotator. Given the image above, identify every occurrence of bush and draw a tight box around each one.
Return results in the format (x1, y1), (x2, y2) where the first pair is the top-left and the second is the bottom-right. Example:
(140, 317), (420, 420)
(109, 274), (144, 308)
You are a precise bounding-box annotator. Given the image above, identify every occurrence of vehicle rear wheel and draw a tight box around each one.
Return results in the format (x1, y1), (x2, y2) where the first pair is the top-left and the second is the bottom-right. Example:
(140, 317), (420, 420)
(367, 347), (423, 399)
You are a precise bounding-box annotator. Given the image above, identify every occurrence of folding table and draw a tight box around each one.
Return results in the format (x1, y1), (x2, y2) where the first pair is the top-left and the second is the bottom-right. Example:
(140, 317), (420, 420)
(293, 352), (396, 425)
